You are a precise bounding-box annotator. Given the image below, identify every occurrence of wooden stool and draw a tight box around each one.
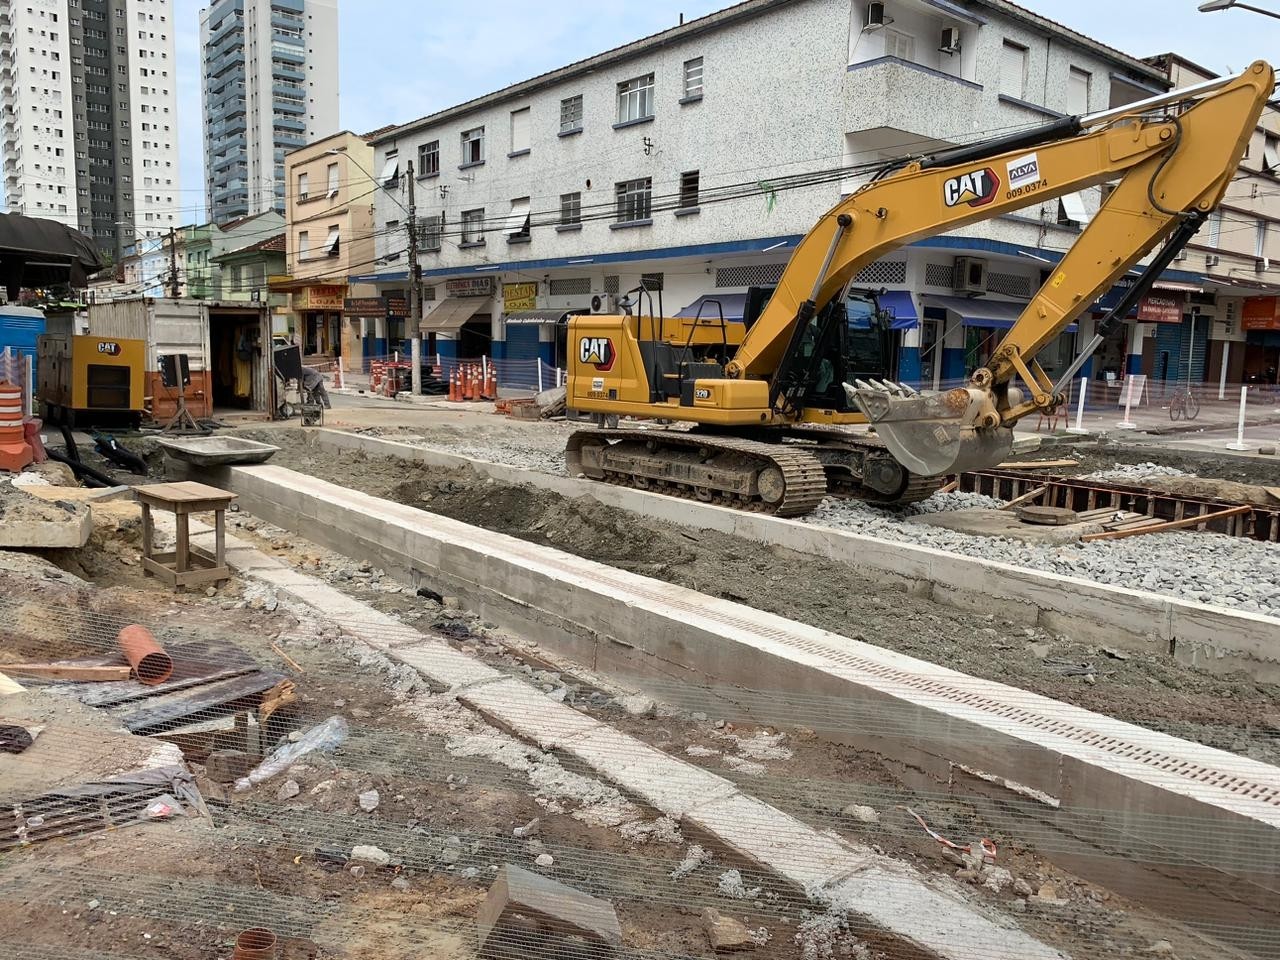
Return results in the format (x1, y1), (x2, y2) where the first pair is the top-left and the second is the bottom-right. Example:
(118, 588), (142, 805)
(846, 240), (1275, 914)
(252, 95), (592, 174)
(134, 481), (238, 590)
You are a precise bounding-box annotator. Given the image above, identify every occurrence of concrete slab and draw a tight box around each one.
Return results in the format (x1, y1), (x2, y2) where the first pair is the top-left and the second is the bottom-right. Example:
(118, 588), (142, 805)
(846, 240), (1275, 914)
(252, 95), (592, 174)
(386, 640), (503, 690)
(0, 498), (91, 548)
(460, 678), (603, 749)
(477, 863), (623, 952)
(21, 484), (132, 504)
(908, 508), (1104, 544)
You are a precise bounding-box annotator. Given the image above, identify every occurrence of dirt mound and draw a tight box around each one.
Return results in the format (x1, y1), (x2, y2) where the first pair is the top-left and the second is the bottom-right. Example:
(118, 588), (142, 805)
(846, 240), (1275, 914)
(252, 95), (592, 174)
(1146, 475), (1280, 507)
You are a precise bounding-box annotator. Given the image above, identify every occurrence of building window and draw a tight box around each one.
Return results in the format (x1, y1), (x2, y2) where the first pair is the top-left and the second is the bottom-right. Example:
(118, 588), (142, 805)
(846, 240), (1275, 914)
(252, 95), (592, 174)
(505, 197), (531, 240)
(326, 161), (338, 197)
(1256, 220), (1268, 260)
(682, 57), (703, 100)
(884, 28), (915, 62)
(380, 150), (399, 186)
(1000, 41), (1028, 100)
(418, 140), (439, 177)
(1208, 210), (1223, 247)
(509, 107), (530, 154)
(1263, 134), (1280, 175)
(325, 225), (340, 256)
(461, 126), (485, 166)
(461, 208), (485, 244)
(615, 177), (652, 223)
(617, 73), (654, 124)
(421, 213), (443, 252)
(1068, 67), (1091, 115)
(296, 171), (308, 200)
(297, 229), (309, 260)
(679, 170), (699, 209)
(559, 191), (582, 226)
(560, 94), (583, 134)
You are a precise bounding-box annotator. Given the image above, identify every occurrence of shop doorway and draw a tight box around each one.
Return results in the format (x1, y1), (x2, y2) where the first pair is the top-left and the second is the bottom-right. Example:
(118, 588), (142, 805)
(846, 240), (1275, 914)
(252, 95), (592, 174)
(458, 315), (491, 357)
(210, 313), (263, 411)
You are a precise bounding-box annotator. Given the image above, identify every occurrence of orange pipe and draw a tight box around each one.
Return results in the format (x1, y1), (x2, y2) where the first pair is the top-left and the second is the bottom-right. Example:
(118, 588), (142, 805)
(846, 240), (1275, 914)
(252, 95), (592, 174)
(117, 624), (174, 685)
(233, 928), (278, 960)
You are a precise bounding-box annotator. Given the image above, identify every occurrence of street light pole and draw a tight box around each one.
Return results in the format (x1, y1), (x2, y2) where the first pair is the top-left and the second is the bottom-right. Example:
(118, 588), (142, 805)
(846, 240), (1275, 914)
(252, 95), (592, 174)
(406, 160), (422, 397)
(1198, 0), (1280, 19)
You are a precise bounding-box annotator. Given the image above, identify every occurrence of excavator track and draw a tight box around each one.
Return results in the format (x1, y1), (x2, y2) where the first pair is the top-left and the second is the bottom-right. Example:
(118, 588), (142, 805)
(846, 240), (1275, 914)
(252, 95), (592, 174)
(566, 429), (829, 517)
(783, 426), (946, 505)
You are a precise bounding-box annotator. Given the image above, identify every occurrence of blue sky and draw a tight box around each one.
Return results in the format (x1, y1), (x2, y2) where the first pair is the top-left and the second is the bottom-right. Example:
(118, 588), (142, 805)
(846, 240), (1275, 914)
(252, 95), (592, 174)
(168, 0), (1280, 223)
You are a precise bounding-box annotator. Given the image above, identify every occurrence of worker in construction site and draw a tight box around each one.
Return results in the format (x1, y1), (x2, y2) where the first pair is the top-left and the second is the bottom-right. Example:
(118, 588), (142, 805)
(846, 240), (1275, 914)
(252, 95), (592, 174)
(300, 365), (332, 409)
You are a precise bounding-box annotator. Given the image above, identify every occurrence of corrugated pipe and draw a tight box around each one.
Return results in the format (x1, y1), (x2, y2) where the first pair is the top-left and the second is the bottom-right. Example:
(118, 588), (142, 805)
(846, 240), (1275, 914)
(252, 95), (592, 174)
(117, 624), (174, 685)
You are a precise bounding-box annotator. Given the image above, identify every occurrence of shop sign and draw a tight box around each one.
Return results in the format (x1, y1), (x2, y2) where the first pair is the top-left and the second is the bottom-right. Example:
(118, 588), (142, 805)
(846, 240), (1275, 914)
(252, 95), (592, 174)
(1136, 293), (1183, 324)
(446, 277), (494, 298)
(343, 297), (385, 317)
(385, 295), (408, 318)
(294, 285), (346, 310)
(1242, 296), (1280, 331)
(502, 282), (538, 312)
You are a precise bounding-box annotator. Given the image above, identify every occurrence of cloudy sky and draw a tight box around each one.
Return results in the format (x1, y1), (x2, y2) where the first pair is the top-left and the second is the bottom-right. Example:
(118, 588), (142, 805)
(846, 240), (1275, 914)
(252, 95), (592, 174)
(170, 0), (1280, 222)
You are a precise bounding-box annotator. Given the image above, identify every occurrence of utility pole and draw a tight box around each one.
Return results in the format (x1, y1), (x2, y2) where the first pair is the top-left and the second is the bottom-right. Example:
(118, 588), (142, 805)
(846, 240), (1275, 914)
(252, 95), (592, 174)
(407, 160), (422, 396)
(166, 227), (180, 299)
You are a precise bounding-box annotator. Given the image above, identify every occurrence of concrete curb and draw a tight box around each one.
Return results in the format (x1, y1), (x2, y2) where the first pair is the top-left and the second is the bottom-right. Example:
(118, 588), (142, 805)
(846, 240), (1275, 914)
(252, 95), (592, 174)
(178, 460), (1280, 958)
(305, 428), (1280, 682)
(174, 511), (1064, 960)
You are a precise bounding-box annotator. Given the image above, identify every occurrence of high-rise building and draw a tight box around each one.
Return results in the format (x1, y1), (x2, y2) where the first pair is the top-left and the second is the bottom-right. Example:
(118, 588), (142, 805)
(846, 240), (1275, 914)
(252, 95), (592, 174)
(200, 0), (338, 224)
(0, 0), (181, 260)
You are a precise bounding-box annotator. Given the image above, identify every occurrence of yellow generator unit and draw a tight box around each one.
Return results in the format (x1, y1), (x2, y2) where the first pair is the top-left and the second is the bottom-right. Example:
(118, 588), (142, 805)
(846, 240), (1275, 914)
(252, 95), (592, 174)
(37, 333), (146, 428)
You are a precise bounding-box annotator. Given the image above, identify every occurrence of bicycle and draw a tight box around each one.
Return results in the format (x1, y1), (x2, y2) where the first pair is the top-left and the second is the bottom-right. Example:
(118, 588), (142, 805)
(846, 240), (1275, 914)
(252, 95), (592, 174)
(1168, 387), (1200, 421)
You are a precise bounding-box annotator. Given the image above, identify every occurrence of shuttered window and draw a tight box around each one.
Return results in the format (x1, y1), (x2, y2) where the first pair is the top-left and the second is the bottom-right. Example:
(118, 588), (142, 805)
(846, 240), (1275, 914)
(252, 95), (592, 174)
(1000, 41), (1028, 100)
(1068, 67), (1090, 115)
(510, 107), (530, 153)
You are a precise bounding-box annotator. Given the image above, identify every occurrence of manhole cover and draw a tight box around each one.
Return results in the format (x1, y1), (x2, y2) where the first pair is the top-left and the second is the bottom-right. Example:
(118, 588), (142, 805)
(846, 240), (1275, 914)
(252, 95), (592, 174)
(1016, 505), (1079, 526)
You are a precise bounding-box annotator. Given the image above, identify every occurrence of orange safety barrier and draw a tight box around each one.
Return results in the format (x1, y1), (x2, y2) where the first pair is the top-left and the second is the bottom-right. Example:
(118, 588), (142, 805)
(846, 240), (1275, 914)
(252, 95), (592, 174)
(0, 382), (33, 473)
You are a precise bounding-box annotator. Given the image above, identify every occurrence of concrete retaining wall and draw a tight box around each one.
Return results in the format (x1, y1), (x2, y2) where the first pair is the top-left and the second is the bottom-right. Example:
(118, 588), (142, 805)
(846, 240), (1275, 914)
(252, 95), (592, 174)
(183, 459), (1280, 959)
(307, 428), (1280, 683)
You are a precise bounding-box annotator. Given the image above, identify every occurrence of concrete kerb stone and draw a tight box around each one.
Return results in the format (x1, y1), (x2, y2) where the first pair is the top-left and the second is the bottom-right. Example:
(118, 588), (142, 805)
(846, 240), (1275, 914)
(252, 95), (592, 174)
(305, 428), (1280, 682)
(190, 460), (1280, 950)
(172, 479), (1071, 960)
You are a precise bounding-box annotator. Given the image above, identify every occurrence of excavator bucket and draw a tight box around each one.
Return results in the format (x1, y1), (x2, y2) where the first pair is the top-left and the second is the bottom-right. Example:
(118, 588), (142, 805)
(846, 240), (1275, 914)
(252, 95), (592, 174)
(845, 381), (1014, 478)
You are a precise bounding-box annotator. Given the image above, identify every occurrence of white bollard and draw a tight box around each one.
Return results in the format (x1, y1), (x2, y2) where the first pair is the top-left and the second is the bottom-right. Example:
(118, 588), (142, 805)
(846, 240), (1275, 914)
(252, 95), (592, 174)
(556, 367), (563, 387)
(1067, 376), (1089, 434)
(1226, 385), (1250, 450)
(1117, 377), (1138, 429)
(537, 362), (544, 392)
(1218, 343), (1229, 401)
(336, 355), (345, 390)
(25, 354), (34, 417)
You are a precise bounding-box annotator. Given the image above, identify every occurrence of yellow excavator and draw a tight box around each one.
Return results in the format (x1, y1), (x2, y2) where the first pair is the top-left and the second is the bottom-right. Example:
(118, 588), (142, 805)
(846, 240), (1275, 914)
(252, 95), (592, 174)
(565, 61), (1275, 516)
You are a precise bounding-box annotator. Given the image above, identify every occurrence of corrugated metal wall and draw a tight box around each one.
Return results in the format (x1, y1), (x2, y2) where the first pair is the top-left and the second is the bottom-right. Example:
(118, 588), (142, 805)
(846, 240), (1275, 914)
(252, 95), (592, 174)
(87, 299), (210, 374)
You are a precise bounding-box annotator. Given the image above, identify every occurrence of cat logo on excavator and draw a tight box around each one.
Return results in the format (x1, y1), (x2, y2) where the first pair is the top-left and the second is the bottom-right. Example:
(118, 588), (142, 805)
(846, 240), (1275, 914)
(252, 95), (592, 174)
(943, 167), (1000, 208)
(579, 336), (615, 371)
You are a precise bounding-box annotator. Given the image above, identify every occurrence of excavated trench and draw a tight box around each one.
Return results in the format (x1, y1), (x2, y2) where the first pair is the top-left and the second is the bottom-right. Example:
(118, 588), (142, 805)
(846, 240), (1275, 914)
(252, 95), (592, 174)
(253, 429), (1280, 766)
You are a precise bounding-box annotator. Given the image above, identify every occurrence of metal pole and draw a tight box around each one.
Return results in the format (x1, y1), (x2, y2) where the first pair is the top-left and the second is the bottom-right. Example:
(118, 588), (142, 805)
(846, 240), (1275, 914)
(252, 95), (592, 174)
(1226, 385), (1250, 450)
(407, 161), (422, 397)
(1118, 377), (1138, 429)
(1219, 341), (1229, 400)
(25, 353), (34, 417)
(167, 227), (180, 298)
(1067, 376), (1089, 434)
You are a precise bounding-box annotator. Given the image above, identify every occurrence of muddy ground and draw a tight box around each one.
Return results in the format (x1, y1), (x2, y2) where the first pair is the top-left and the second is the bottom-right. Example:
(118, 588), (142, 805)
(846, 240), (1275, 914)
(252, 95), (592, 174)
(251, 431), (1280, 767)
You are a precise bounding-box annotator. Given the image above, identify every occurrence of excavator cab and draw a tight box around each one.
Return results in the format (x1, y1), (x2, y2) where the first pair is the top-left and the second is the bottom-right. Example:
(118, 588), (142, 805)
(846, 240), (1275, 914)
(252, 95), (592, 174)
(772, 290), (893, 414)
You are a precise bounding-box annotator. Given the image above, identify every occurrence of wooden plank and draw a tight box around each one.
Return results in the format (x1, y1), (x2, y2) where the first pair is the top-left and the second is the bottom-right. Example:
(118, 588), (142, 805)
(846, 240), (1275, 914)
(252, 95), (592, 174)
(0, 664), (132, 682)
(996, 459), (1080, 470)
(936, 480), (959, 494)
(999, 485), (1049, 512)
(116, 670), (285, 734)
(1083, 505), (1251, 542)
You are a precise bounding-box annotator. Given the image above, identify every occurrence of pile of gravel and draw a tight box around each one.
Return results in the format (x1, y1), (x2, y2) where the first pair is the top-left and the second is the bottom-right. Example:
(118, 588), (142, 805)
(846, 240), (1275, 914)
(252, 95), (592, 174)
(809, 495), (1280, 617)
(1081, 462), (1192, 482)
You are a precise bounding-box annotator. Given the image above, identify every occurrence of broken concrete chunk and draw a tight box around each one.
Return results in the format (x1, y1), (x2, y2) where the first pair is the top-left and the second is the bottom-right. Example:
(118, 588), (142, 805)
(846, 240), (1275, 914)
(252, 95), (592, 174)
(477, 864), (622, 956)
(204, 749), (254, 784)
(701, 907), (753, 952)
(351, 844), (391, 867)
(358, 789), (380, 812)
(840, 803), (880, 824)
(276, 779), (300, 801)
(512, 817), (540, 839)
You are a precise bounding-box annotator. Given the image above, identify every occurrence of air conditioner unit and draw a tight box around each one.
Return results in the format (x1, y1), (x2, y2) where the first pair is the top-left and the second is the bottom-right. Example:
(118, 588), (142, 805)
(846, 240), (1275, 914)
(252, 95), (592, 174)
(590, 292), (621, 314)
(1173, 248), (1188, 262)
(939, 27), (961, 54)
(865, 1), (887, 30)
(1257, 257), (1271, 274)
(1206, 254), (1220, 268)
(953, 256), (988, 295)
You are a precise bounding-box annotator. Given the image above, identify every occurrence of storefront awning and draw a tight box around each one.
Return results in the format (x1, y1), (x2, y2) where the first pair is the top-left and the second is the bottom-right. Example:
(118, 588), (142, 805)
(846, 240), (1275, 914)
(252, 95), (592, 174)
(420, 297), (486, 333)
(505, 308), (585, 325)
(676, 293), (748, 323)
(926, 295), (1077, 333)
(875, 291), (919, 330)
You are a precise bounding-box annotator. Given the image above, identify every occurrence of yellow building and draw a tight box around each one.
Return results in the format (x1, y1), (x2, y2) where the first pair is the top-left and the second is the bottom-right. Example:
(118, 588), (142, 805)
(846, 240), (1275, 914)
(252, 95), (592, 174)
(275, 130), (378, 364)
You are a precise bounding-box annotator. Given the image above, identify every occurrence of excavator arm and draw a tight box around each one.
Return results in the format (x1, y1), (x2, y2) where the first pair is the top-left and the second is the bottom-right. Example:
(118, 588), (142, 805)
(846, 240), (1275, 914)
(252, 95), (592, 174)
(728, 61), (1274, 476)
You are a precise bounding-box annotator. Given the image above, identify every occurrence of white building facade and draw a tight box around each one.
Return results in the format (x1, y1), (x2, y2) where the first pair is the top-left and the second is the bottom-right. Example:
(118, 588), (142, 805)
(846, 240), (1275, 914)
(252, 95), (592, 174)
(362, 0), (1210, 389)
(0, 0), (180, 260)
(200, 0), (339, 223)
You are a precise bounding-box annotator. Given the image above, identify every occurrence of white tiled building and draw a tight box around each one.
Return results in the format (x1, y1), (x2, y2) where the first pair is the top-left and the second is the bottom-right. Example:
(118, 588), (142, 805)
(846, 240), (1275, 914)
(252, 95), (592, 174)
(361, 0), (1216, 388)
(0, 0), (180, 260)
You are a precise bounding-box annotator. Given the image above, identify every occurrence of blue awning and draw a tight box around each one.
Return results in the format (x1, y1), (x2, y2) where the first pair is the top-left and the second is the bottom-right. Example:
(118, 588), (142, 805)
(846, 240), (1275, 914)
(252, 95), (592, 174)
(676, 292), (747, 323)
(926, 294), (1077, 333)
(876, 291), (918, 330)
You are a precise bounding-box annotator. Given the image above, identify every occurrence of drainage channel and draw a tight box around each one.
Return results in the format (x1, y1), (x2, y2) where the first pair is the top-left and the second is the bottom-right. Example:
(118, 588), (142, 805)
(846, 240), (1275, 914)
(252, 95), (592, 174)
(180, 459), (1280, 960)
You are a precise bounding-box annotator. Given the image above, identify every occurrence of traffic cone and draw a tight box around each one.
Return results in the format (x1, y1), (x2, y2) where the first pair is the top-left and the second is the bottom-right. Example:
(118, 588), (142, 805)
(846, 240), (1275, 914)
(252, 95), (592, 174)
(0, 382), (33, 472)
